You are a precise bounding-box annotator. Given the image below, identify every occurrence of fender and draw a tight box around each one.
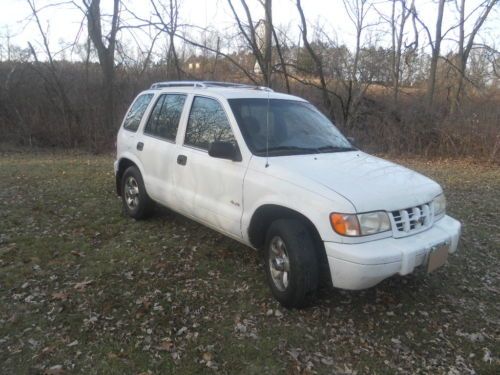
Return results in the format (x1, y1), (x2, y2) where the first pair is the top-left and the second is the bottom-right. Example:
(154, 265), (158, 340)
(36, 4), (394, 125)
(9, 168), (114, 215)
(115, 152), (150, 196)
(242, 188), (355, 244)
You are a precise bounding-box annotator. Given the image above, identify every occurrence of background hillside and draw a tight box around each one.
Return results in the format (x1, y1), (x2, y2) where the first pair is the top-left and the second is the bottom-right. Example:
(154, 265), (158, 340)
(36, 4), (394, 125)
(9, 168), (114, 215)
(0, 0), (499, 160)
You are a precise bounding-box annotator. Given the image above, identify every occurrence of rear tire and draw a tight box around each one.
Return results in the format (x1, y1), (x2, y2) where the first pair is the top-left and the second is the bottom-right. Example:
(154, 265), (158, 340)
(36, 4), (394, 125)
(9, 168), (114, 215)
(264, 219), (319, 308)
(121, 166), (154, 219)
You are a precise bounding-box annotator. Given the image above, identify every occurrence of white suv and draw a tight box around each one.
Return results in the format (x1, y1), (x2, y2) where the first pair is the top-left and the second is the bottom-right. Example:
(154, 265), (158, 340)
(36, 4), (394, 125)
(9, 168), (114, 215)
(114, 81), (461, 308)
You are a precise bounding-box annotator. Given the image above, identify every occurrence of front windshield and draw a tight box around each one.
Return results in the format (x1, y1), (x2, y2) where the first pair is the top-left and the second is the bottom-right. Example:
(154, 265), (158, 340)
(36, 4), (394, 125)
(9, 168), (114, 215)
(228, 98), (355, 156)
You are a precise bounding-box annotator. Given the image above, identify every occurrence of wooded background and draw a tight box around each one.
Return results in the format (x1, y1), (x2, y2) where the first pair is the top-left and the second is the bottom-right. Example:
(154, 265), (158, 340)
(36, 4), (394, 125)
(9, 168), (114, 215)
(0, 0), (499, 159)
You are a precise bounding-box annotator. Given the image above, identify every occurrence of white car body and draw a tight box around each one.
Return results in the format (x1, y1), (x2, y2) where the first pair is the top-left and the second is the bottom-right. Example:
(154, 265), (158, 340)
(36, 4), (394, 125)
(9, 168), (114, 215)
(115, 82), (461, 292)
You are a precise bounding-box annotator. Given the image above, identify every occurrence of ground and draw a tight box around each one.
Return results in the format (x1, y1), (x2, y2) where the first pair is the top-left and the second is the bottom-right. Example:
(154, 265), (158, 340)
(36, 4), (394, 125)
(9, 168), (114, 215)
(0, 151), (499, 375)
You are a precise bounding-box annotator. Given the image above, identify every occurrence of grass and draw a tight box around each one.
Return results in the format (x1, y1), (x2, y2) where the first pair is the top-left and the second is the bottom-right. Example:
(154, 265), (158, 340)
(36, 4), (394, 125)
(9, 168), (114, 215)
(0, 151), (499, 374)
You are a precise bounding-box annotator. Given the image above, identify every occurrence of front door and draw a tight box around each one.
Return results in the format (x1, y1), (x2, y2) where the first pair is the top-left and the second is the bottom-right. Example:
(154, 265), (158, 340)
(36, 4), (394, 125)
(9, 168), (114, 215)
(173, 95), (247, 239)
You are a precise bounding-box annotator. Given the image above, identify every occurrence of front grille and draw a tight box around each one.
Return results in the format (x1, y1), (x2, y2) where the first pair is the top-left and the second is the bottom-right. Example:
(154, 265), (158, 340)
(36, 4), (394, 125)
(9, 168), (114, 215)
(390, 203), (432, 236)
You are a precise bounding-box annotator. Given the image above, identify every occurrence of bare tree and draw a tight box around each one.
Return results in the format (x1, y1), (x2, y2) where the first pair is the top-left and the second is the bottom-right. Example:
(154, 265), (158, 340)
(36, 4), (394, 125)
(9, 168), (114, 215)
(263, 0), (272, 86)
(125, 1), (260, 84)
(296, 0), (337, 122)
(427, 0), (445, 108)
(453, 0), (498, 110)
(26, 0), (78, 146)
(342, 0), (374, 126)
(227, 0), (273, 86)
(0, 27), (14, 61)
(271, 25), (290, 92)
(385, 0), (413, 105)
(82, 0), (120, 130)
(149, 0), (182, 79)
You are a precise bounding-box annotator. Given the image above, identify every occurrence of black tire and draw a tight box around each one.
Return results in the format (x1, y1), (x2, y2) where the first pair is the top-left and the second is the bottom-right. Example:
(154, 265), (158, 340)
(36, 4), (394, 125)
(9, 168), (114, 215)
(121, 166), (154, 219)
(264, 219), (319, 308)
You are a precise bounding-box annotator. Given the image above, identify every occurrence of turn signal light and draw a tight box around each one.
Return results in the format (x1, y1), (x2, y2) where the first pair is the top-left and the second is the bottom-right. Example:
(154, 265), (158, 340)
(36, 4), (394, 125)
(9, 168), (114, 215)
(330, 213), (361, 236)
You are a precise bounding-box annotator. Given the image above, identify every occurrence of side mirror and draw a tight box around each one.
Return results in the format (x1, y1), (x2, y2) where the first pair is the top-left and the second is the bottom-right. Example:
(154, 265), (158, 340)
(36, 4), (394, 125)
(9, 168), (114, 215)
(208, 141), (242, 161)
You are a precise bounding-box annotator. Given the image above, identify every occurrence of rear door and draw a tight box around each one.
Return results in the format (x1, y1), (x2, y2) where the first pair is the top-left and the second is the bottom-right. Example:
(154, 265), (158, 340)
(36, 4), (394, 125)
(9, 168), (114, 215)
(136, 93), (188, 206)
(172, 95), (248, 238)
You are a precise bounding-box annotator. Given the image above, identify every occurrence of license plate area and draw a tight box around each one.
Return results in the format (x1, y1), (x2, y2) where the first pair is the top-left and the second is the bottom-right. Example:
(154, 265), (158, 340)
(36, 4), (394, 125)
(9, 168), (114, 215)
(427, 242), (450, 273)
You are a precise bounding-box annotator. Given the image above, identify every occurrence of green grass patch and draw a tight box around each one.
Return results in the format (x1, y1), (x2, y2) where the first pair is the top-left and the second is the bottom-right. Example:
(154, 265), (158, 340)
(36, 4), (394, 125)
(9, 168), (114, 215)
(0, 151), (499, 374)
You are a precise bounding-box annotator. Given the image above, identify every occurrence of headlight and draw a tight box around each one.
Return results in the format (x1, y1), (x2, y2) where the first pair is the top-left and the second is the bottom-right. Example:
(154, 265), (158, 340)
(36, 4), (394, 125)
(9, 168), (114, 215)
(358, 211), (391, 235)
(433, 193), (446, 220)
(330, 211), (391, 236)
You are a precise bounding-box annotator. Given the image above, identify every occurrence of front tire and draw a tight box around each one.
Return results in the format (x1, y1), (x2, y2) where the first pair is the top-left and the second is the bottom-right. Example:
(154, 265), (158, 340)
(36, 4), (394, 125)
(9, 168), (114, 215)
(121, 166), (154, 219)
(264, 219), (319, 308)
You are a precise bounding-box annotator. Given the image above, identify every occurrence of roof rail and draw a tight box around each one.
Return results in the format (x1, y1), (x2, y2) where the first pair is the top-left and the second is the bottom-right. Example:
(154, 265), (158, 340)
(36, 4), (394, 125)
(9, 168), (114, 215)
(150, 80), (274, 92)
(203, 81), (274, 92)
(150, 81), (207, 89)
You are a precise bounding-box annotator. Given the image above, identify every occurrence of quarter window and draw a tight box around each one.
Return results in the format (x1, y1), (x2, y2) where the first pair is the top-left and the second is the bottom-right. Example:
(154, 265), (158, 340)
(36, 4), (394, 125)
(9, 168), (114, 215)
(123, 94), (153, 132)
(144, 94), (187, 141)
(184, 96), (235, 150)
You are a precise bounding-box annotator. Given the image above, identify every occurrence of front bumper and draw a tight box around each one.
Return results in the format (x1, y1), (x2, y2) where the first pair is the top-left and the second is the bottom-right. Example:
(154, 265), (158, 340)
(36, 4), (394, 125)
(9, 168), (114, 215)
(324, 215), (461, 290)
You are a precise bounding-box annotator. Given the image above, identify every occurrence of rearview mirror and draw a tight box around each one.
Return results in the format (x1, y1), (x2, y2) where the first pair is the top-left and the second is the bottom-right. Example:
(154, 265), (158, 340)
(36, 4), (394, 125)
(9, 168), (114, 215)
(208, 141), (242, 161)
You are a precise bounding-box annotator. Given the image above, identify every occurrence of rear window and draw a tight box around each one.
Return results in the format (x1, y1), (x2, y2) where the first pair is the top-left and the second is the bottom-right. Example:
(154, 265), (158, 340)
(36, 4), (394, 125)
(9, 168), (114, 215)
(123, 94), (154, 132)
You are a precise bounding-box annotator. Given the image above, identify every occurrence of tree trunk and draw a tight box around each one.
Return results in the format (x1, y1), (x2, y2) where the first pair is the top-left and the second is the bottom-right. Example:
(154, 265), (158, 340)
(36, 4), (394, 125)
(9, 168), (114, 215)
(86, 0), (120, 133)
(296, 0), (337, 123)
(263, 0), (273, 87)
(453, 0), (498, 112)
(391, 0), (411, 106)
(426, 0), (445, 109)
(272, 26), (290, 93)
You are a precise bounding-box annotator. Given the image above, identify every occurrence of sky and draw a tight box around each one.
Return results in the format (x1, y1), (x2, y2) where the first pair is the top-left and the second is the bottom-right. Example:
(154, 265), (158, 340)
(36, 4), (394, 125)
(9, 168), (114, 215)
(1, 0), (499, 61)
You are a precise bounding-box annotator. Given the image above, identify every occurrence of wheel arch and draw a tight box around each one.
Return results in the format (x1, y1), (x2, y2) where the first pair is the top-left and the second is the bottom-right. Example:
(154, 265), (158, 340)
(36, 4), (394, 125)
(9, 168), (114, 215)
(116, 157), (139, 196)
(248, 204), (331, 287)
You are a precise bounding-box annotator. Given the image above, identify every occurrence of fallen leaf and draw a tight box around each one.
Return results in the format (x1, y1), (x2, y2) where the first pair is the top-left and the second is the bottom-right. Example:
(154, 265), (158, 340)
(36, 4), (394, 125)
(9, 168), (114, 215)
(73, 280), (93, 291)
(71, 250), (85, 257)
(176, 327), (188, 336)
(321, 357), (334, 366)
(67, 340), (78, 347)
(483, 348), (493, 363)
(51, 292), (69, 301)
(43, 365), (64, 375)
(157, 340), (174, 352)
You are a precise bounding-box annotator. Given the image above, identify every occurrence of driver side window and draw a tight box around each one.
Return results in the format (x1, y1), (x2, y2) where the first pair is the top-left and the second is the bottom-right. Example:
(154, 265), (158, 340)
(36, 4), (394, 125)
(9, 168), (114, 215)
(184, 96), (236, 150)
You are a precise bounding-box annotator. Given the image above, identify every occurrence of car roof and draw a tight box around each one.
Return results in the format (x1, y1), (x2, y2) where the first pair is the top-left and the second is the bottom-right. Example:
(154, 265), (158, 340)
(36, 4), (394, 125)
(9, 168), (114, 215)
(139, 81), (308, 102)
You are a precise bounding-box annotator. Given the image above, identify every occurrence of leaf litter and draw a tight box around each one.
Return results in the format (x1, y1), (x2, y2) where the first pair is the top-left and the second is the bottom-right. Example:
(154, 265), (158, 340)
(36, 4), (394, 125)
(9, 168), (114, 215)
(0, 153), (499, 374)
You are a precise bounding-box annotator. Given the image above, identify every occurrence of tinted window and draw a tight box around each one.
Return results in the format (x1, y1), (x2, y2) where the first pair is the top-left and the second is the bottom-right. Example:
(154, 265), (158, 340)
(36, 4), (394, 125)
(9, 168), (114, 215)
(144, 94), (186, 141)
(123, 94), (153, 132)
(228, 99), (353, 156)
(184, 96), (235, 150)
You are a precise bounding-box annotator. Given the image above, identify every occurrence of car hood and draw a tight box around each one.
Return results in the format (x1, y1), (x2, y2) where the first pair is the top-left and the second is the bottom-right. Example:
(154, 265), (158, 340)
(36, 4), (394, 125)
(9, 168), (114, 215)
(267, 151), (442, 212)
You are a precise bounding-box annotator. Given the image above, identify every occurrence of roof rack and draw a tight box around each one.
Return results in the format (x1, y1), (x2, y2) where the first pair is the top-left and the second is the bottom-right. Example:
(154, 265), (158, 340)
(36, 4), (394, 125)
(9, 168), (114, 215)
(150, 81), (206, 89)
(150, 80), (273, 92)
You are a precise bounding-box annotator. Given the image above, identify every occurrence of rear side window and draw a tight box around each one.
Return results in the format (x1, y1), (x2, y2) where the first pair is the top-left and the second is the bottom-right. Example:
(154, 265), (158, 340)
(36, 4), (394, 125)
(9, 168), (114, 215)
(184, 96), (235, 150)
(123, 94), (153, 132)
(144, 94), (187, 141)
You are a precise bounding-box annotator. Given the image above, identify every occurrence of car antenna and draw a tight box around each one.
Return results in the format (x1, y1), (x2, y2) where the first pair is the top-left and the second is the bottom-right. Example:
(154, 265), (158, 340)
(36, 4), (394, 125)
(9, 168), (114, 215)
(265, 88), (270, 168)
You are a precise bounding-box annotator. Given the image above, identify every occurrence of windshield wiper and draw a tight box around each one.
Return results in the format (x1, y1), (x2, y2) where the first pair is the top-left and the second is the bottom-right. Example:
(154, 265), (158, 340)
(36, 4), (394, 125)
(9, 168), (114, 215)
(254, 145), (357, 156)
(315, 145), (357, 153)
(255, 145), (320, 155)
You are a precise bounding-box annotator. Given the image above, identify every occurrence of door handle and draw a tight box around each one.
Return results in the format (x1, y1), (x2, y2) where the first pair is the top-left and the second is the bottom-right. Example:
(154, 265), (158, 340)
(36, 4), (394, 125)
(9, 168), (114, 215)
(177, 154), (187, 166)
(137, 142), (144, 151)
